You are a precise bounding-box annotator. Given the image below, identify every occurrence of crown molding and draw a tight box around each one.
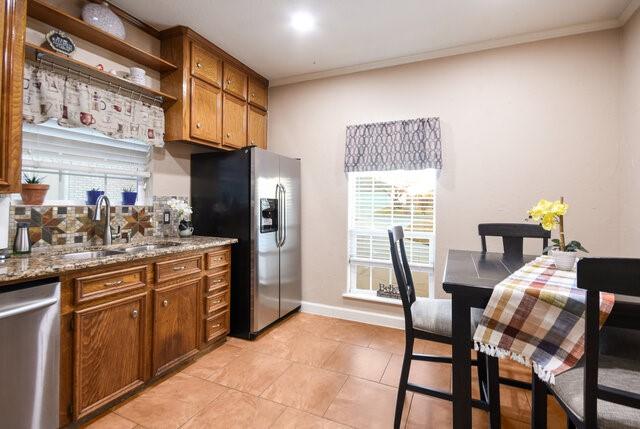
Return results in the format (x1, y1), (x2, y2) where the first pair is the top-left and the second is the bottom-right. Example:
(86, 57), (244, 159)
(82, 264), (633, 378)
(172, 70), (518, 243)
(269, 19), (622, 88)
(620, 0), (640, 24)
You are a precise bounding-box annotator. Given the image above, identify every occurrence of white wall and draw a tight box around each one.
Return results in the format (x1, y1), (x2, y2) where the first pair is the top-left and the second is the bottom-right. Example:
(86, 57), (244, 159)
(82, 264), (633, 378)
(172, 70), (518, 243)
(620, 11), (640, 255)
(268, 30), (622, 319)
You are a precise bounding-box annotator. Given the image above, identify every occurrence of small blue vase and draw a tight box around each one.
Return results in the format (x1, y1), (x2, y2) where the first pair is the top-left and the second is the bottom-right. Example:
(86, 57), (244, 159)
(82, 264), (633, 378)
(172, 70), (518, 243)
(122, 191), (138, 205)
(86, 190), (104, 205)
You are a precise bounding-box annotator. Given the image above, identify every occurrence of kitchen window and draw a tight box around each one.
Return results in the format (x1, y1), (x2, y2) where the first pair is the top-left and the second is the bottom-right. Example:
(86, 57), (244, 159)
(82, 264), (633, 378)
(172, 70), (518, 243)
(347, 169), (436, 299)
(20, 119), (150, 205)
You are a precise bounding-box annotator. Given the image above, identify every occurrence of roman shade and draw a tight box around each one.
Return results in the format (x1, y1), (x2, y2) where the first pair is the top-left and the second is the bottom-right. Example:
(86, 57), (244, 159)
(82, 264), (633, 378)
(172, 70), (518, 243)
(344, 117), (441, 172)
(22, 63), (165, 147)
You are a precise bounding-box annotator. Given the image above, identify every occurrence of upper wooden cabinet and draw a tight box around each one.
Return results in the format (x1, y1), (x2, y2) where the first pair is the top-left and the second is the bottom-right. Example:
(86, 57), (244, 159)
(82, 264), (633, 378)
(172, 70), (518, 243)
(222, 93), (247, 149)
(0, 0), (26, 193)
(191, 42), (222, 87)
(248, 76), (268, 110)
(248, 106), (267, 149)
(160, 26), (268, 150)
(223, 63), (247, 101)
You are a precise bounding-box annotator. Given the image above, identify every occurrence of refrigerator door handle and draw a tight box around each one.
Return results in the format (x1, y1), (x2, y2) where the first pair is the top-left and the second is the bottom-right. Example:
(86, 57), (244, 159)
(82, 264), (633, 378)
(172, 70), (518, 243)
(280, 185), (287, 247)
(275, 184), (282, 247)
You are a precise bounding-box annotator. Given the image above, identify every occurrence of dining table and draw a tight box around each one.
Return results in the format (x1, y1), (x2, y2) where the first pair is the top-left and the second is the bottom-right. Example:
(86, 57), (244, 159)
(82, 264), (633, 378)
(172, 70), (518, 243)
(442, 249), (640, 429)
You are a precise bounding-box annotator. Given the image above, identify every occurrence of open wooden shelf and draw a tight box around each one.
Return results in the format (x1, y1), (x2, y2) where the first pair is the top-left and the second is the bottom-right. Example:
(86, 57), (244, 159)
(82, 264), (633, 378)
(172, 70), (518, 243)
(25, 42), (178, 105)
(27, 0), (177, 73)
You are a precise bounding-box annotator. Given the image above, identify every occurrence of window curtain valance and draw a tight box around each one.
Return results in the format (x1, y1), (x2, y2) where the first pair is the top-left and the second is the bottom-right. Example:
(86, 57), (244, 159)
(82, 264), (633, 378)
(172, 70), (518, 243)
(22, 63), (165, 147)
(344, 117), (441, 172)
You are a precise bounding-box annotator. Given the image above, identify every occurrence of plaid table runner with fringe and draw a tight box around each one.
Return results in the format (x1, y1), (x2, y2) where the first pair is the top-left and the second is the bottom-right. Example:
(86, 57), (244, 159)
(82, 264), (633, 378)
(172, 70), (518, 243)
(473, 255), (615, 384)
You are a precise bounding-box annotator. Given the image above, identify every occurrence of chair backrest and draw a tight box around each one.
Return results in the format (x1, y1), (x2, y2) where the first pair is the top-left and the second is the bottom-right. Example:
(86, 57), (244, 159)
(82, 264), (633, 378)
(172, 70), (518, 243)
(388, 226), (416, 332)
(577, 258), (640, 427)
(478, 223), (550, 258)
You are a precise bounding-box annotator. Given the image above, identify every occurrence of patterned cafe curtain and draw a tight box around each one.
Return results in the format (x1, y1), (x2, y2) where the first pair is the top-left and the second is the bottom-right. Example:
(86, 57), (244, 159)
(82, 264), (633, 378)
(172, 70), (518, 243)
(344, 117), (441, 172)
(22, 63), (165, 147)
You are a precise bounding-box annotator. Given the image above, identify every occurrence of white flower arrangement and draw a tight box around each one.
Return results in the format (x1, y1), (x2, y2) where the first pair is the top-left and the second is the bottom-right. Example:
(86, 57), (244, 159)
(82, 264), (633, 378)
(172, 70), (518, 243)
(166, 198), (192, 221)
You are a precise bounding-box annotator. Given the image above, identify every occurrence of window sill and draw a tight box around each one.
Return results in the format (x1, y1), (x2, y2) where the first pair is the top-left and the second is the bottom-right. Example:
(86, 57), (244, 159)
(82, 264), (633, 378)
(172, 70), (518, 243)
(342, 292), (402, 306)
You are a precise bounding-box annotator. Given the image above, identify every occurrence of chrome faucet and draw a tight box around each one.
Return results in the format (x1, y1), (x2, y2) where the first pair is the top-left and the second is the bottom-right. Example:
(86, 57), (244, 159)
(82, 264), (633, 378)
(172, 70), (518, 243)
(92, 195), (120, 245)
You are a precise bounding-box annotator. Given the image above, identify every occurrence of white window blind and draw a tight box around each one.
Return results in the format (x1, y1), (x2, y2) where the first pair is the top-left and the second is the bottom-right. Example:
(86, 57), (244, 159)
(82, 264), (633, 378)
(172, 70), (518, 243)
(21, 119), (150, 204)
(348, 169), (436, 298)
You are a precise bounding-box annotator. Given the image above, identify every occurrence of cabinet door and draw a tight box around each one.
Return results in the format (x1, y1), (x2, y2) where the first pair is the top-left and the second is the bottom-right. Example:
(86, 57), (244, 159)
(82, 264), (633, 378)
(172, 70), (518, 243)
(248, 106), (267, 149)
(222, 93), (247, 148)
(0, 0), (26, 193)
(153, 279), (199, 375)
(190, 78), (222, 144)
(223, 63), (247, 100)
(74, 293), (146, 419)
(191, 42), (222, 87)
(248, 76), (268, 110)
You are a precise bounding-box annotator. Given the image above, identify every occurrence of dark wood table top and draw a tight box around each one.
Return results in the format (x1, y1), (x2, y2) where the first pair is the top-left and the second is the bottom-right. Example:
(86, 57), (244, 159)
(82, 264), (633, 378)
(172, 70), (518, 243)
(442, 249), (640, 322)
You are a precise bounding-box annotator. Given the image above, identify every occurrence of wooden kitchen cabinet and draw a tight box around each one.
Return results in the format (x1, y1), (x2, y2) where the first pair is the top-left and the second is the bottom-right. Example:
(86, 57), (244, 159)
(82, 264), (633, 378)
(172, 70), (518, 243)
(190, 78), (222, 144)
(191, 42), (222, 87)
(59, 246), (232, 426)
(161, 26), (268, 149)
(73, 293), (147, 419)
(222, 93), (247, 148)
(248, 76), (268, 110)
(0, 0), (26, 193)
(248, 105), (267, 149)
(152, 279), (200, 375)
(223, 62), (247, 100)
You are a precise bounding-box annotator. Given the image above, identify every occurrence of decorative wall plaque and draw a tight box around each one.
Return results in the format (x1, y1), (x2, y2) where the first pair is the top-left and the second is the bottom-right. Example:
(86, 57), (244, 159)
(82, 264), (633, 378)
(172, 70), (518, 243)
(44, 30), (76, 56)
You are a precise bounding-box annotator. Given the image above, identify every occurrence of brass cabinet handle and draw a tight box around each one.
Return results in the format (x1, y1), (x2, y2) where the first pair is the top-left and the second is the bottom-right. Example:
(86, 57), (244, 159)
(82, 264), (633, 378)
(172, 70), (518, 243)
(251, 92), (255, 98)
(226, 133), (231, 138)
(211, 299), (222, 305)
(104, 279), (123, 287)
(196, 122), (202, 129)
(162, 299), (169, 307)
(131, 309), (139, 319)
(196, 62), (202, 68)
(212, 278), (222, 284)
(250, 140), (255, 145)
(226, 79), (232, 86)
(210, 323), (221, 329)
(173, 266), (185, 271)
(212, 256), (224, 262)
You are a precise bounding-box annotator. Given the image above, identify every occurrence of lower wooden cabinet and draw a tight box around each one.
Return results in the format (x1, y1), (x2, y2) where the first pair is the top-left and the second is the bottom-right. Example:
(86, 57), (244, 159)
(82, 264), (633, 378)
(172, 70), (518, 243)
(61, 246), (232, 426)
(152, 279), (200, 375)
(73, 293), (146, 419)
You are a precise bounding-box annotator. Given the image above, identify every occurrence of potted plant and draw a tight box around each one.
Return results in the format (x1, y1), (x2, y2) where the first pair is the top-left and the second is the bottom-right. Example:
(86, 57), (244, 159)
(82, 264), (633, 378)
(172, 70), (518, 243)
(20, 174), (49, 205)
(167, 198), (194, 237)
(528, 197), (588, 270)
(122, 186), (137, 205)
(86, 188), (104, 205)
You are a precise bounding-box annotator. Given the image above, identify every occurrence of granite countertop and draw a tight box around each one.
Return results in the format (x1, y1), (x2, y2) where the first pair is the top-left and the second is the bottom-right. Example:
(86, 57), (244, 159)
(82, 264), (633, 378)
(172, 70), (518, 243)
(0, 235), (237, 285)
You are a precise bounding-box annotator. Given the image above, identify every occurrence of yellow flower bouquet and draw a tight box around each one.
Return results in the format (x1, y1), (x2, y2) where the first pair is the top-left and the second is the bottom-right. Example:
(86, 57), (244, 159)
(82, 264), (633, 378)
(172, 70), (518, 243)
(528, 197), (588, 270)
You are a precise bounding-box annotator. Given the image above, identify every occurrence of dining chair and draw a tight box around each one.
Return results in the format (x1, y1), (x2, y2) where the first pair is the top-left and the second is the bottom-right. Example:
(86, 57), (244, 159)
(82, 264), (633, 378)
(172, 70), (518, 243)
(388, 226), (501, 429)
(478, 223), (550, 259)
(531, 258), (640, 429)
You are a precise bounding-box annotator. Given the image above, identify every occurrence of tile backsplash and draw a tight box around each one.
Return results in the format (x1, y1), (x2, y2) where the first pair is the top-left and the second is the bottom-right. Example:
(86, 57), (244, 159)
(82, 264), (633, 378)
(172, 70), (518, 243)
(7, 196), (189, 248)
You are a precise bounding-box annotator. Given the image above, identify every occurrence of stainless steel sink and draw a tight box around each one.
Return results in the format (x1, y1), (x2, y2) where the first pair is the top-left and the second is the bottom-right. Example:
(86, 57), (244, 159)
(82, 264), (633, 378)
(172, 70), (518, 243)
(122, 242), (182, 254)
(59, 250), (126, 260)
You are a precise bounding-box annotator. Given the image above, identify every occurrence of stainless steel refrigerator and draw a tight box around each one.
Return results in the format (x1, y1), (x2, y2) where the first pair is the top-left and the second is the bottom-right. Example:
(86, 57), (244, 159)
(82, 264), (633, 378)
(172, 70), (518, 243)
(191, 147), (301, 339)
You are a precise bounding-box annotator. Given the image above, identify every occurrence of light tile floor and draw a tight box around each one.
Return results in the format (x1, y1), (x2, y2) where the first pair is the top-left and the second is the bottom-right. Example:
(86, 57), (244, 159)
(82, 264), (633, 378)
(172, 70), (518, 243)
(86, 312), (566, 428)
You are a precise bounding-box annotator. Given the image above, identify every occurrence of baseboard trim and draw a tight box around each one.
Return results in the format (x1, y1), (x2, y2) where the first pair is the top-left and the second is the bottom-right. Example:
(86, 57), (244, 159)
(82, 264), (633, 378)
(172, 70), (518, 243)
(300, 300), (405, 329)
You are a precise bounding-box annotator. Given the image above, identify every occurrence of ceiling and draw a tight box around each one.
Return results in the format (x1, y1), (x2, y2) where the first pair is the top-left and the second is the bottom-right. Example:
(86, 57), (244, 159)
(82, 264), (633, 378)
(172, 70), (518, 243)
(114, 0), (639, 86)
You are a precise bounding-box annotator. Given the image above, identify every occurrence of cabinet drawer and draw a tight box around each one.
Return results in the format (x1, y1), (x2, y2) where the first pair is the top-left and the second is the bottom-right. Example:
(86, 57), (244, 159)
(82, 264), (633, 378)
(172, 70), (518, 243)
(155, 255), (202, 283)
(248, 76), (267, 110)
(205, 310), (229, 343)
(205, 289), (229, 315)
(205, 270), (230, 294)
(206, 248), (231, 270)
(191, 42), (222, 87)
(74, 266), (147, 304)
(223, 63), (247, 100)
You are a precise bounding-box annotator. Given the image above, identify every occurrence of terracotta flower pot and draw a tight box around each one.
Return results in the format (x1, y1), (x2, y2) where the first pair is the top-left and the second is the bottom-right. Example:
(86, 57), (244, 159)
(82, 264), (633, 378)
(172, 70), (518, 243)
(20, 184), (49, 205)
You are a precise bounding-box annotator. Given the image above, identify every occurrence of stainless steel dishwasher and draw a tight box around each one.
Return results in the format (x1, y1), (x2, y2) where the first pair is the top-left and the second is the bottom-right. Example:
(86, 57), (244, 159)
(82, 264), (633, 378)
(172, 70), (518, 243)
(0, 279), (60, 429)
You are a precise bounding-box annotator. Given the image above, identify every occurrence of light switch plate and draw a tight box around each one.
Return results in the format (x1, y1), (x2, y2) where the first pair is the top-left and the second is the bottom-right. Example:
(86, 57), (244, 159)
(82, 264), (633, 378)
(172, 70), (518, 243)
(163, 210), (171, 224)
